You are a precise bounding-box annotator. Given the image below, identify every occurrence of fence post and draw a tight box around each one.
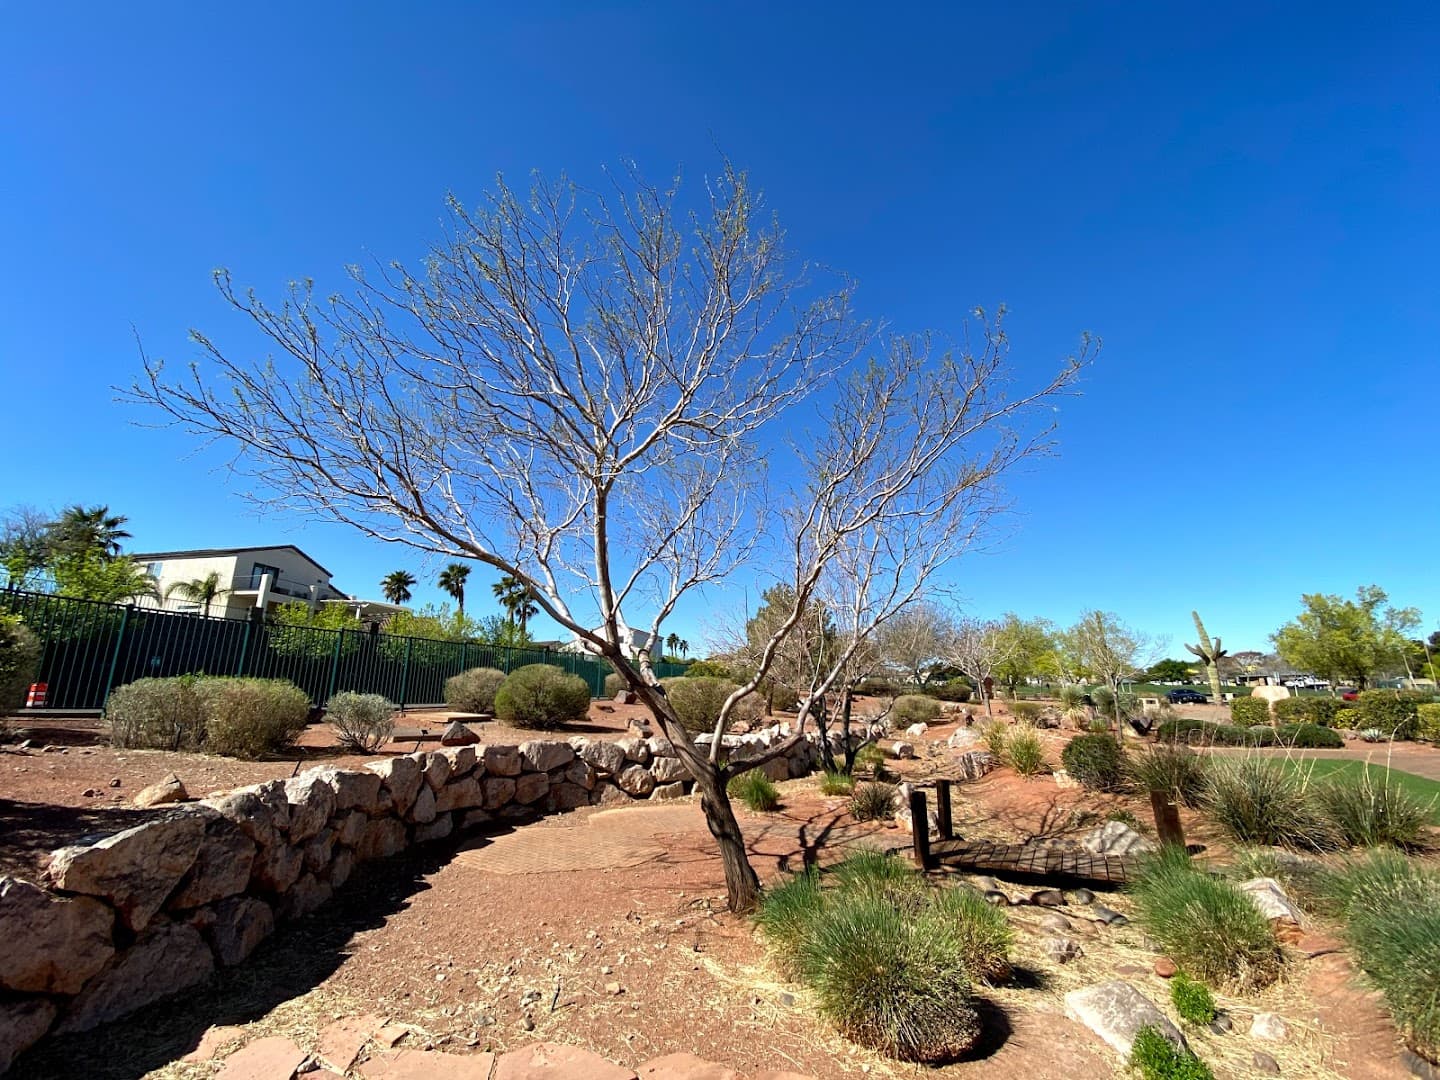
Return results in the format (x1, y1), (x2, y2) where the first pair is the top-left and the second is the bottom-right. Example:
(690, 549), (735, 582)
(325, 631), (344, 707)
(398, 636), (413, 710)
(100, 604), (134, 708)
(235, 619), (252, 677)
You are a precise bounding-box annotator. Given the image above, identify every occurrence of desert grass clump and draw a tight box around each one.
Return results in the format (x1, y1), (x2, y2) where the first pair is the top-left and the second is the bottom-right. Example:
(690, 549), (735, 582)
(892, 693), (943, 726)
(819, 769), (856, 796)
(1127, 744), (1208, 807)
(1169, 972), (1217, 1025)
(1129, 847), (1283, 990)
(1005, 724), (1048, 777)
(925, 885), (1014, 985)
(1203, 756), (1337, 851)
(849, 781), (899, 822)
(728, 769), (781, 812)
(980, 720), (1009, 759)
(1316, 770), (1433, 850)
(1130, 1026), (1214, 1080)
(755, 867), (824, 972)
(854, 742), (893, 781)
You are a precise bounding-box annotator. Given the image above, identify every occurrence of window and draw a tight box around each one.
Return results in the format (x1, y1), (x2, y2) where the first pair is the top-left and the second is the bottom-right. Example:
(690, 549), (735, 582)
(250, 563), (281, 590)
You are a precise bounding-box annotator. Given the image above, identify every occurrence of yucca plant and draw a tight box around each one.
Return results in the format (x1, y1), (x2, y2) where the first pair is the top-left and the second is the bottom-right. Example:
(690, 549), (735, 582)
(850, 782), (899, 822)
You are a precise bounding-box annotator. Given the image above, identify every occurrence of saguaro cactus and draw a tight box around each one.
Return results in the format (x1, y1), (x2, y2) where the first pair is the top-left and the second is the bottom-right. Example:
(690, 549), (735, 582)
(1184, 611), (1228, 705)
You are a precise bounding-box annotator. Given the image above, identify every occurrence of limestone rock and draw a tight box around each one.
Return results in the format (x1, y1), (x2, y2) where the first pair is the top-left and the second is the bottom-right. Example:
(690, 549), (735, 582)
(494, 1041), (638, 1080)
(440, 743), (479, 775)
(617, 764), (656, 797)
(283, 772), (338, 842)
(651, 781), (686, 800)
(415, 815), (454, 843)
(250, 838), (304, 894)
(616, 737), (651, 765)
(326, 848), (356, 890)
(481, 744), (522, 777)
(948, 728), (981, 749)
(441, 720), (480, 746)
(59, 920), (215, 1033)
(1251, 1012), (1290, 1042)
(1064, 980), (1188, 1058)
(905, 722), (929, 738)
(209, 895), (274, 966)
(955, 750), (996, 780)
(336, 809), (368, 848)
(1238, 878), (1303, 925)
(134, 773), (188, 808)
(553, 782), (592, 811)
(514, 772), (550, 805)
(408, 784), (438, 824)
(581, 739), (627, 775)
(563, 759), (597, 790)
(421, 752), (452, 791)
(891, 740), (916, 760)
(315, 766), (384, 812)
(0, 876), (115, 993)
(646, 735), (673, 758)
(280, 872), (333, 920)
(366, 755), (424, 814)
(202, 788), (281, 849)
(302, 829), (336, 874)
(1043, 936), (1083, 963)
(0, 998), (57, 1075)
(1080, 821), (1157, 856)
(356, 817), (407, 861)
(48, 808), (211, 931)
(435, 776), (482, 813)
(483, 777), (518, 809)
(520, 740), (575, 773)
(168, 823), (256, 910)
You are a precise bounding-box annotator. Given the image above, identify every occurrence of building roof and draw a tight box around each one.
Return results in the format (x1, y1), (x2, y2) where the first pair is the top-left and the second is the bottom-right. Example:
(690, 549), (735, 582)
(129, 545), (334, 578)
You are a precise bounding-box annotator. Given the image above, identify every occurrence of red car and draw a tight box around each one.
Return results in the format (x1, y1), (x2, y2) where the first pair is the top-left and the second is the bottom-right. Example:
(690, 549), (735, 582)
(1338, 687), (1360, 701)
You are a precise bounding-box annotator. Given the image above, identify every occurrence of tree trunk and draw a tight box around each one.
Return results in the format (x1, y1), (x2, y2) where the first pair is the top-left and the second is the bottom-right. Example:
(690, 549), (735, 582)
(692, 765), (763, 911)
(840, 687), (858, 773)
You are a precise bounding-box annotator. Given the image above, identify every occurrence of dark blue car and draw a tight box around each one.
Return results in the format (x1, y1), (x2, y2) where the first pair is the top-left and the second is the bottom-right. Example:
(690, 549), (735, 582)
(1166, 687), (1210, 704)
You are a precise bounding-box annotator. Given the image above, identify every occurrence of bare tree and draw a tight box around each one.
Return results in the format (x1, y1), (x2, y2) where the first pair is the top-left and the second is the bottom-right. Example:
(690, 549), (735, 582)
(130, 162), (1095, 911)
(1061, 610), (1161, 737)
(947, 615), (1014, 715)
(875, 601), (955, 689)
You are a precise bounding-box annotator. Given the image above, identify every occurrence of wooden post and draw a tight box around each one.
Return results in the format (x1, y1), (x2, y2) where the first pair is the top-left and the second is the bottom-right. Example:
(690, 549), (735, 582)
(935, 779), (953, 840)
(909, 789), (933, 870)
(1149, 791), (1186, 849)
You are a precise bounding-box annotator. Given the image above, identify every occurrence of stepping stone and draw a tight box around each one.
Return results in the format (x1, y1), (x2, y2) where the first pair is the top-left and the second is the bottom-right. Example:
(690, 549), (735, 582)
(182, 1024), (247, 1063)
(636, 1052), (739, 1079)
(361, 1048), (496, 1080)
(494, 1042), (638, 1080)
(1064, 980), (1189, 1058)
(216, 1036), (309, 1080)
(317, 1014), (380, 1072)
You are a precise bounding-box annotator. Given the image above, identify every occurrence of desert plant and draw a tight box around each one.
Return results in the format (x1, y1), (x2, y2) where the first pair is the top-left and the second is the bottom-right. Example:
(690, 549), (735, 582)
(1060, 732), (1127, 791)
(1009, 700), (1042, 723)
(829, 849), (930, 910)
(1355, 689), (1426, 740)
(1416, 703), (1440, 742)
(1276, 722), (1345, 749)
(819, 769), (856, 796)
(493, 663), (592, 730)
(1274, 695), (1353, 727)
(196, 677), (311, 759)
(1156, 718), (1276, 747)
(853, 741), (892, 781)
(444, 666), (507, 714)
(979, 719), (1010, 760)
(1089, 685), (1116, 718)
(661, 676), (761, 734)
(325, 691), (395, 752)
(1360, 728), (1385, 743)
(1169, 972), (1217, 1025)
(0, 614), (40, 715)
(1229, 695), (1270, 727)
(603, 672), (625, 697)
(1129, 847), (1283, 990)
(850, 782), (899, 822)
(926, 885), (1013, 985)
(892, 694), (942, 726)
(931, 678), (973, 703)
(754, 867), (824, 972)
(1130, 1026), (1214, 1080)
(1317, 770), (1432, 849)
(728, 769), (781, 812)
(1203, 757), (1337, 851)
(796, 892), (981, 1061)
(1006, 725), (1048, 776)
(107, 675), (205, 751)
(1127, 744), (1208, 807)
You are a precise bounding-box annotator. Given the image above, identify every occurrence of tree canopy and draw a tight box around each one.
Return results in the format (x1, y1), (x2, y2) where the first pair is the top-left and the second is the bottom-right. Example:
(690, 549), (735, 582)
(1272, 585), (1420, 689)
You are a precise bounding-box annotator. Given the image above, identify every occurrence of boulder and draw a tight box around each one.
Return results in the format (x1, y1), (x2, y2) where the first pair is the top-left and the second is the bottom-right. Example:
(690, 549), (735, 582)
(1237, 878), (1303, 925)
(0, 998), (57, 1075)
(0, 876), (115, 993)
(1043, 936), (1083, 963)
(58, 920), (216, 1033)
(760, 757), (790, 783)
(1080, 821), (1157, 856)
(134, 773), (188, 808)
(617, 764), (656, 797)
(955, 750), (996, 780)
(646, 735), (674, 757)
(414, 815), (454, 843)
(616, 737), (651, 765)
(302, 829), (336, 874)
(421, 752), (452, 791)
(1250, 1012), (1290, 1042)
(202, 788), (282, 849)
(326, 848), (356, 890)
(167, 823), (257, 910)
(460, 809), (494, 829)
(315, 766), (383, 812)
(905, 722), (929, 738)
(283, 772), (338, 843)
(563, 759), (597, 790)
(482, 777), (518, 809)
(48, 808), (211, 932)
(520, 740), (575, 773)
(409, 784), (438, 824)
(1063, 980), (1188, 1058)
(651, 756), (688, 784)
(581, 739), (628, 775)
(514, 772), (550, 805)
(891, 740), (916, 760)
(481, 744), (522, 777)
(1251, 685), (1291, 709)
(336, 809), (368, 847)
(651, 781), (686, 801)
(280, 872), (333, 920)
(250, 839), (305, 894)
(356, 817), (407, 861)
(366, 755), (424, 814)
(209, 895), (274, 966)
(440, 743), (479, 776)
(614, 689), (638, 705)
(553, 782), (592, 810)
(440, 721), (480, 746)
(435, 776), (483, 813)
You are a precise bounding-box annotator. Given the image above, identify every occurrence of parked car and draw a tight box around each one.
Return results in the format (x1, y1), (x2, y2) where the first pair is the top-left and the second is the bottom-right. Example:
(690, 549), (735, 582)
(1338, 687), (1361, 701)
(1166, 687), (1210, 704)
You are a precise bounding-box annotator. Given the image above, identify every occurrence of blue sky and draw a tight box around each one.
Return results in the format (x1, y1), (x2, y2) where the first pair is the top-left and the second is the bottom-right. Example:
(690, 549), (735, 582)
(2, 2), (1436, 656)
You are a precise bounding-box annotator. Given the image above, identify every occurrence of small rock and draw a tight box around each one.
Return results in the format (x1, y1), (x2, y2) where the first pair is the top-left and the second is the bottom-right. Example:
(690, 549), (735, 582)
(1031, 888), (1067, 907)
(605, 981), (624, 995)
(1091, 904), (1128, 926)
(970, 875), (999, 892)
(983, 891), (1010, 907)
(108, 777), (122, 788)
(891, 740), (915, 760)
(81, 788), (100, 798)
(134, 773), (188, 808)
(1067, 888), (1096, 905)
(1039, 912), (1073, 933)
(1064, 980), (1189, 1057)
(1080, 821), (1157, 856)
(213, 1035), (307, 1080)
(1053, 768), (1080, 789)
(1253, 1049), (1281, 1074)
(440, 721), (480, 746)
(1208, 1013), (1234, 1035)
(1044, 936), (1083, 963)
(1154, 957), (1177, 978)
(904, 722), (929, 738)
(520, 1014), (536, 1031)
(778, 991), (796, 1007)
(1238, 878), (1304, 925)
(1251, 1012), (1290, 1041)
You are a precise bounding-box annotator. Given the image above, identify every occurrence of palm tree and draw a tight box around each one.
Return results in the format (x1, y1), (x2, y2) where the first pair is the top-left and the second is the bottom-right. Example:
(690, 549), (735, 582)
(438, 563), (471, 614)
(666, 632), (681, 657)
(165, 570), (228, 616)
(492, 574), (539, 631)
(49, 505), (132, 560)
(381, 570), (416, 605)
(677, 638), (689, 658)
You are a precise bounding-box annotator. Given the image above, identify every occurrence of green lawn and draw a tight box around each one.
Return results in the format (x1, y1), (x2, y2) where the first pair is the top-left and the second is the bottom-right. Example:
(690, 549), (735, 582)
(1273, 758), (1440, 823)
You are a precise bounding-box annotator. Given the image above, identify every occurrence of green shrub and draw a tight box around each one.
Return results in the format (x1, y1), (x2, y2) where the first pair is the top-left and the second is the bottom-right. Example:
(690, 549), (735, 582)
(444, 666), (507, 713)
(1129, 847), (1283, 990)
(107, 675), (205, 751)
(854, 742), (891, 780)
(755, 867), (824, 972)
(662, 675), (760, 734)
(762, 679), (801, 714)
(1060, 733), (1126, 791)
(1416, 703), (1440, 742)
(1274, 695), (1353, 727)
(728, 769), (781, 812)
(854, 678), (900, 697)
(682, 658), (734, 679)
(926, 885), (1013, 985)
(981, 720), (1009, 759)
(493, 664), (592, 730)
(1169, 972), (1217, 1025)
(1130, 1026), (1214, 1080)
(1090, 686), (1116, 716)
(796, 892), (981, 1061)
(819, 769), (856, 796)
(0, 614), (40, 714)
(1006, 725), (1048, 776)
(1204, 757), (1337, 851)
(1277, 722), (1345, 749)
(1010, 701), (1043, 723)
(1229, 695), (1271, 726)
(1356, 690), (1426, 740)
(1057, 684), (1087, 710)
(931, 678), (973, 703)
(892, 694), (942, 726)
(602, 672), (625, 697)
(829, 849), (930, 909)
(1126, 744), (1208, 807)
(196, 678), (311, 759)
(1156, 717), (1275, 747)
(850, 782), (898, 821)
(1317, 770), (1432, 849)
(1320, 852), (1440, 1060)
(325, 691), (395, 752)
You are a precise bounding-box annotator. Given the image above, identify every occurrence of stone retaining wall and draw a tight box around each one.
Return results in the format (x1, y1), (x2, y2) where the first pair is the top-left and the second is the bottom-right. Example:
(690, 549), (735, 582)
(0, 727), (826, 1074)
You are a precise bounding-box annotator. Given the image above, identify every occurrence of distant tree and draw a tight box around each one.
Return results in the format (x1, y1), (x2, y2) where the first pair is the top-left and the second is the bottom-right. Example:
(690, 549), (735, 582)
(1062, 610), (1160, 733)
(52, 556), (160, 604)
(876, 602), (954, 688)
(381, 570), (416, 605)
(1228, 650), (1267, 679)
(0, 506), (51, 588)
(990, 614), (1056, 696)
(1147, 658), (1193, 682)
(165, 570), (228, 616)
(48, 505), (132, 560)
(438, 562), (471, 614)
(492, 574), (540, 633)
(1272, 585), (1420, 690)
(946, 615), (1013, 715)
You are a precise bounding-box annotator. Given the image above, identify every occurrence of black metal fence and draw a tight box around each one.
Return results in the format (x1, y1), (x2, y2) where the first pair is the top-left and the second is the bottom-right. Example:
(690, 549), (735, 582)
(1, 585), (686, 711)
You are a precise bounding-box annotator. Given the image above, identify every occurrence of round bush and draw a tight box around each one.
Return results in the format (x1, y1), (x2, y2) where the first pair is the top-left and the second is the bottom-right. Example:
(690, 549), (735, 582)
(493, 664), (592, 730)
(683, 658), (734, 679)
(603, 672), (626, 698)
(1355, 690), (1427, 740)
(445, 666), (506, 714)
(196, 677), (311, 759)
(931, 678), (973, 703)
(661, 676), (759, 734)
(892, 694), (942, 726)
(107, 675), (205, 751)
(325, 691), (395, 752)
(850, 782), (899, 821)
(1229, 695), (1271, 727)
(0, 615), (40, 714)
(1204, 757), (1337, 851)
(1277, 722), (1344, 749)
(1060, 733), (1126, 791)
